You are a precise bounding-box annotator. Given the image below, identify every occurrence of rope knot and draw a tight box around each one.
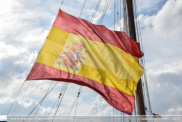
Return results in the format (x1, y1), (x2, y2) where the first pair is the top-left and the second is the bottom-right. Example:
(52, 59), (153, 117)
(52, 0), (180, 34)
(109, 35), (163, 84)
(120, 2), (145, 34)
(77, 92), (80, 97)
(59, 93), (62, 98)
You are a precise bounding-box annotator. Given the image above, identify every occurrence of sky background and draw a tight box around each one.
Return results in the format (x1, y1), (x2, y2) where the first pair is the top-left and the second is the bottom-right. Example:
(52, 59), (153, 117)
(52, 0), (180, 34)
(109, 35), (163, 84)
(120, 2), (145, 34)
(0, 0), (182, 116)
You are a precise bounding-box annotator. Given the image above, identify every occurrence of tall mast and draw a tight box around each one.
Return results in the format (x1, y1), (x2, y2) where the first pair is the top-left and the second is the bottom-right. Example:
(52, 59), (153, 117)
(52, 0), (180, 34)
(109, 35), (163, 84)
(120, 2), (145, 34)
(125, 0), (146, 115)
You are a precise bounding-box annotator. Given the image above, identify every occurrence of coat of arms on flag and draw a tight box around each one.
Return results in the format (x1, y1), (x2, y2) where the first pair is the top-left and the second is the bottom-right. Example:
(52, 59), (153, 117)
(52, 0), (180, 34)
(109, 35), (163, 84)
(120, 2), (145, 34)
(53, 38), (87, 74)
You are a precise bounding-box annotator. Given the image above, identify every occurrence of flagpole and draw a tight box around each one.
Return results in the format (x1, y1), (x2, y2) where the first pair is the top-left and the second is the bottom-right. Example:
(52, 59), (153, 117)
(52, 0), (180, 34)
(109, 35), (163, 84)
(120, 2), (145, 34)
(125, 0), (146, 115)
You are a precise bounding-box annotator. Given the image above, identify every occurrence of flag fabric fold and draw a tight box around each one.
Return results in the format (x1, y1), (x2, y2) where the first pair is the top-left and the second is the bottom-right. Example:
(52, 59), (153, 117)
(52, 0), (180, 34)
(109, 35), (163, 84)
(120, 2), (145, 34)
(26, 9), (144, 115)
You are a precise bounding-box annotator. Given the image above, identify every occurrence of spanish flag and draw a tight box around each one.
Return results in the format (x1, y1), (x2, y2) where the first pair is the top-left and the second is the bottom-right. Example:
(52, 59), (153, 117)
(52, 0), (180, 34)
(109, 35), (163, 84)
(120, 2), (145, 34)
(26, 9), (144, 115)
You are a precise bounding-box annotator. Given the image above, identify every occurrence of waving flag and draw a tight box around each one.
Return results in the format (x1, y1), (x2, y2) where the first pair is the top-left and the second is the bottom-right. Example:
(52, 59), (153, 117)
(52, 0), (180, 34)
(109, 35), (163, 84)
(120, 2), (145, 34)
(26, 9), (144, 115)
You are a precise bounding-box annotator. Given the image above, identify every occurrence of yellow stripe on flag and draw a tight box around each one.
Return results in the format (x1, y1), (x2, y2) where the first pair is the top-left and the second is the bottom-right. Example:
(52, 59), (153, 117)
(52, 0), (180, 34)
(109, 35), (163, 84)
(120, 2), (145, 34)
(78, 64), (138, 95)
(36, 27), (69, 66)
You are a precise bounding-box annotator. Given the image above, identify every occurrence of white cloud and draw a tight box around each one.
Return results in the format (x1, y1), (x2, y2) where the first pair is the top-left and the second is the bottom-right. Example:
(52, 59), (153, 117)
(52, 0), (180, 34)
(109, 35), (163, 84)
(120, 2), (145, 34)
(153, 0), (182, 39)
(167, 107), (182, 115)
(0, 42), (26, 59)
(136, 0), (161, 13)
(89, 95), (114, 115)
(138, 0), (182, 64)
(109, 19), (124, 31)
(0, 97), (53, 115)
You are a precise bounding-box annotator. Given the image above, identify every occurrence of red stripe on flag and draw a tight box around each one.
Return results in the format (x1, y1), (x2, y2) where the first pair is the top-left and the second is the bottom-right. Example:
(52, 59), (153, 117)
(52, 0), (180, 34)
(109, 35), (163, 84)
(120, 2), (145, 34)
(26, 63), (135, 115)
(53, 9), (143, 58)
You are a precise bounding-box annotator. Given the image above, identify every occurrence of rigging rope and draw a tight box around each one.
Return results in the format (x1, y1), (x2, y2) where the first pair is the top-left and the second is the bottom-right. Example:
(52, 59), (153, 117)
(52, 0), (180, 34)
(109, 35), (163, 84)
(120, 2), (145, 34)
(51, 83), (68, 122)
(67, 86), (82, 116)
(73, 96), (79, 120)
(22, 82), (59, 122)
(6, 81), (26, 115)
(90, 0), (101, 23)
(98, 0), (109, 24)
(117, 0), (119, 31)
(79, 0), (87, 18)
(42, 83), (68, 122)
(113, 107), (114, 122)
(116, 0), (118, 30)
(67, 96), (78, 116)
(60, 0), (65, 9)
(114, 0), (116, 30)
(100, 0), (114, 25)
(100, 0), (110, 24)
(120, 0), (122, 31)
(30, 81), (54, 122)
(54, 83), (68, 115)
(47, 98), (59, 116)
(109, 105), (111, 122)
(133, 0), (152, 115)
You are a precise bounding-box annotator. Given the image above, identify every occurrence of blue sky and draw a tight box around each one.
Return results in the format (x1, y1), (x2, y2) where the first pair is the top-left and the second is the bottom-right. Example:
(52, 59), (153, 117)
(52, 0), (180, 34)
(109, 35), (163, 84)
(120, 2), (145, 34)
(0, 0), (182, 116)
